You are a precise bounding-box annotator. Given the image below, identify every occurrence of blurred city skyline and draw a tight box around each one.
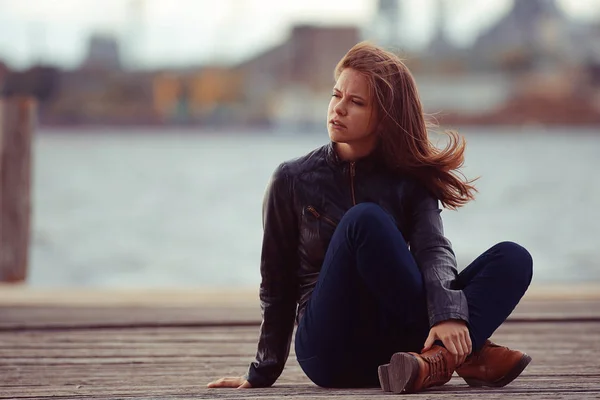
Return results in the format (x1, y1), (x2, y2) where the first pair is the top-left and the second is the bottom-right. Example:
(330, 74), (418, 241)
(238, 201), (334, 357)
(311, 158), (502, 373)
(2, 0), (599, 127)
(1, 0), (600, 69)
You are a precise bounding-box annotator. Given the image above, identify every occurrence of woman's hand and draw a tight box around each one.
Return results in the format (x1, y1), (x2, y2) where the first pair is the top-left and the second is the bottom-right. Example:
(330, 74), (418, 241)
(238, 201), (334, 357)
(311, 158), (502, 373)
(207, 376), (252, 389)
(422, 320), (472, 366)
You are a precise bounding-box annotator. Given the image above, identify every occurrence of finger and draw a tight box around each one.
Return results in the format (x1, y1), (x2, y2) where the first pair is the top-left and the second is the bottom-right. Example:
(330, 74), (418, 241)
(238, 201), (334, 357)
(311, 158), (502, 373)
(454, 337), (465, 366)
(460, 333), (471, 364)
(460, 332), (470, 363)
(422, 332), (436, 352)
(223, 378), (242, 388)
(237, 381), (252, 389)
(207, 377), (240, 388)
(206, 379), (223, 388)
(442, 337), (459, 365)
(455, 337), (464, 366)
(457, 335), (468, 366)
(465, 331), (473, 356)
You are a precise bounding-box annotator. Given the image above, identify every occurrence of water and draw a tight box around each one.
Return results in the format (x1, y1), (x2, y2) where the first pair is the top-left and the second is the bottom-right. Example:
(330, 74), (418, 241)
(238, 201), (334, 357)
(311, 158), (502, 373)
(30, 127), (600, 288)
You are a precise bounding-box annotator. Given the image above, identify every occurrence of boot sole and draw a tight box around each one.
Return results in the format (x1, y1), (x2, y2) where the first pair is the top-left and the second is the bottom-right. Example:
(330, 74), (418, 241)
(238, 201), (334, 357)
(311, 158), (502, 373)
(378, 364), (391, 392)
(378, 353), (420, 394)
(464, 353), (532, 388)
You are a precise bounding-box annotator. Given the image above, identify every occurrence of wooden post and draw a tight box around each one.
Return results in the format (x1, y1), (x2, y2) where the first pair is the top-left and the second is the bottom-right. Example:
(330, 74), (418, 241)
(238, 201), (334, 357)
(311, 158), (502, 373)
(0, 97), (35, 282)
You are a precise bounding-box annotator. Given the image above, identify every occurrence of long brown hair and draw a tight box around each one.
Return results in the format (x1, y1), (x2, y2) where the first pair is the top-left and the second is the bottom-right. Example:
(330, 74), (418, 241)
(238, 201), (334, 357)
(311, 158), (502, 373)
(334, 41), (477, 210)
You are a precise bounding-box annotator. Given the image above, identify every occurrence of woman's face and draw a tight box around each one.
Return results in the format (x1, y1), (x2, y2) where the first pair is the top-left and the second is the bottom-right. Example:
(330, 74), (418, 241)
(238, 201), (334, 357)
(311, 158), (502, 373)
(327, 68), (379, 148)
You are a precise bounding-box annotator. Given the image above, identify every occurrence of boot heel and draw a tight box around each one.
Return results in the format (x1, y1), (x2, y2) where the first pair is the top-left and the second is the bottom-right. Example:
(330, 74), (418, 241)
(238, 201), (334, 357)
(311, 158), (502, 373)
(387, 352), (420, 394)
(378, 364), (391, 392)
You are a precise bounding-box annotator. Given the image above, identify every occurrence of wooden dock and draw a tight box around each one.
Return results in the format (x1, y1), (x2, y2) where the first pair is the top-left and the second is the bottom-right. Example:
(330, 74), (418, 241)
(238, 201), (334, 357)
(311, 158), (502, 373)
(1, 285), (599, 399)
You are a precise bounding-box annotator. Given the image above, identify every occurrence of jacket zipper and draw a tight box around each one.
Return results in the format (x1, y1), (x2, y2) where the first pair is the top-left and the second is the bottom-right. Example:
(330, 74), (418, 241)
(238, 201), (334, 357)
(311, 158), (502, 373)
(350, 161), (356, 206)
(306, 206), (338, 228)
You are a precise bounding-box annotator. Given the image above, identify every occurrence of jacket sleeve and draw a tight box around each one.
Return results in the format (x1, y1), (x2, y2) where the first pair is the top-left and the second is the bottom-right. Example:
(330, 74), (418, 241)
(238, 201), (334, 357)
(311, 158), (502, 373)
(407, 181), (469, 327)
(245, 162), (299, 388)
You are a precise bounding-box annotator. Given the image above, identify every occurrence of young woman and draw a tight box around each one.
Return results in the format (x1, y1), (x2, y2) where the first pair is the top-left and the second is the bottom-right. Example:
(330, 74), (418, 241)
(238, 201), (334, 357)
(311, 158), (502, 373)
(207, 42), (533, 394)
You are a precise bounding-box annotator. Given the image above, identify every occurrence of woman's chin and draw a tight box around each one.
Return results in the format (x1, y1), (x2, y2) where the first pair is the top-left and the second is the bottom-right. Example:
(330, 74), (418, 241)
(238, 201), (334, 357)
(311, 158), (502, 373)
(327, 129), (348, 143)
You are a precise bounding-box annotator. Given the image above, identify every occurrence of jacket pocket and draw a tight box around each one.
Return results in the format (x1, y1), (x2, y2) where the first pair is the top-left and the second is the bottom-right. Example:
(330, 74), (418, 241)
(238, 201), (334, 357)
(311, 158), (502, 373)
(305, 205), (339, 228)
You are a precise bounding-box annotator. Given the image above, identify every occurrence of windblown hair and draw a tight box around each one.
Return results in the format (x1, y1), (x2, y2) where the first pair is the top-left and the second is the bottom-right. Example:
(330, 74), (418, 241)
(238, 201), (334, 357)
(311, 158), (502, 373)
(335, 42), (478, 210)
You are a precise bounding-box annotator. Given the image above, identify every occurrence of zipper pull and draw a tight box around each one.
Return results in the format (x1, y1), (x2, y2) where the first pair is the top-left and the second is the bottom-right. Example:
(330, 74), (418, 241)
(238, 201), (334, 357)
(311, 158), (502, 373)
(307, 206), (320, 218)
(350, 162), (356, 177)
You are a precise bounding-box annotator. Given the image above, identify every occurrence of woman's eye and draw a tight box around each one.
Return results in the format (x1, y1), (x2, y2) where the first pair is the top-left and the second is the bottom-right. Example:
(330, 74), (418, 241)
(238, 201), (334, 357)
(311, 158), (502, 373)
(332, 93), (340, 98)
(353, 101), (363, 106)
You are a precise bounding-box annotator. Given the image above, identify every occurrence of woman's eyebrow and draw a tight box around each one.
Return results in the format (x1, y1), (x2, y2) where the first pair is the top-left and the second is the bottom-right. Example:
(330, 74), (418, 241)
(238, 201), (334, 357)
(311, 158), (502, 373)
(333, 88), (367, 102)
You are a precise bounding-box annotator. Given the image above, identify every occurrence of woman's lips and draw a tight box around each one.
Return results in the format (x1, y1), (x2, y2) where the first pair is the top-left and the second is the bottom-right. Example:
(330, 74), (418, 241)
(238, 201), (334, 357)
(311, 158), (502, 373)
(330, 119), (347, 128)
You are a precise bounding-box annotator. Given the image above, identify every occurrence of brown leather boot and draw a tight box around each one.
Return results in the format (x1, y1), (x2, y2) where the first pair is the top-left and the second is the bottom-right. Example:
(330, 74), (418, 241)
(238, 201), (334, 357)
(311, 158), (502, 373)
(456, 340), (532, 387)
(378, 345), (456, 394)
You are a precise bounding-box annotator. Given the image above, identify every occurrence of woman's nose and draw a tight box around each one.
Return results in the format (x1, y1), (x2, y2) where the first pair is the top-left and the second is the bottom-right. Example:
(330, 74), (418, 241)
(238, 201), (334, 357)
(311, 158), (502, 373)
(334, 101), (347, 116)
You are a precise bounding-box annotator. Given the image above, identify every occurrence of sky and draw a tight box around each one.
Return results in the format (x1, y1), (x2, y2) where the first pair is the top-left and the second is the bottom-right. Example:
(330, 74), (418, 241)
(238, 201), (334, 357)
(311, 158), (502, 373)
(0, 0), (599, 69)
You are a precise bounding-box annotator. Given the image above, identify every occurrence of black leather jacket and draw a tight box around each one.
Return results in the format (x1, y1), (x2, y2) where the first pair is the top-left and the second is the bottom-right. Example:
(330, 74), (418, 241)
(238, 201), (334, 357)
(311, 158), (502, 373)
(246, 142), (469, 387)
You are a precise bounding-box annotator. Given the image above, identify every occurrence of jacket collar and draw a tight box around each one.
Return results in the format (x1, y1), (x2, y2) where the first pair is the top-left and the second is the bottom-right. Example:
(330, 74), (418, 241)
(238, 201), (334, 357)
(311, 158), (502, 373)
(325, 141), (384, 172)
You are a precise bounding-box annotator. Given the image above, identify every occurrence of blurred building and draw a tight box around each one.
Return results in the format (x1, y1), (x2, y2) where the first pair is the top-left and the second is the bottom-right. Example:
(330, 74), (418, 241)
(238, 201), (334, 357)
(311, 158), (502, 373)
(0, 61), (8, 92)
(236, 24), (361, 129)
(152, 73), (186, 123)
(415, 73), (513, 117)
(81, 34), (122, 71)
(568, 17), (600, 69)
(152, 67), (243, 124)
(22, 0), (600, 129)
(39, 32), (158, 125)
(412, 0), (600, 125)
(1, 64), (60, 111)
(472, 0), (571, 71)
(43, 69), (155, 125)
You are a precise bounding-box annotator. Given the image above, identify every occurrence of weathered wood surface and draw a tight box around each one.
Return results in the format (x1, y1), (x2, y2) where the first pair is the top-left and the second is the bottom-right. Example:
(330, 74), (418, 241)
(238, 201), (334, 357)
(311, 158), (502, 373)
(1, 323), (599, 399)
(2, 300), (600, 331)
(0, 285), (599, 330)
(1, 289), (599, 399)
(0, 97), (34, 283)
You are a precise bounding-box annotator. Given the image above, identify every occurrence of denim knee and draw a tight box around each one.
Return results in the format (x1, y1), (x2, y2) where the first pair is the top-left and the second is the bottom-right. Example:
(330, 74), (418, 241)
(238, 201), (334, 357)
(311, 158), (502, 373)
(341, 202), (395, 228)
(494, 241), (534, 285)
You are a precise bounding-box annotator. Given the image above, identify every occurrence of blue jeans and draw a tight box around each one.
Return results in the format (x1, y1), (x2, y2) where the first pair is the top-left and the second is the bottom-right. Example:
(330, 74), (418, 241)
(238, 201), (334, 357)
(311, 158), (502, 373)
(294, 203), (533, 388)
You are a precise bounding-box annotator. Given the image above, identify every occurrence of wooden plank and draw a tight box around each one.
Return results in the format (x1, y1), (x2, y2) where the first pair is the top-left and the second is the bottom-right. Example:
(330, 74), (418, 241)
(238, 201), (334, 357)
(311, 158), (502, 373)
(0, 284), (598, 306)
(0, 286), (260, 305)
(0, 285), (599, 330)
(1, 299), (600, 330)
(0, 377), (599, 399)
(0, 305), (261, 329)
(0, 97), (35, 282)
(1, 323), (600, 399)
(511, 299), (600, 320)
(1, 295), (599, 398)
